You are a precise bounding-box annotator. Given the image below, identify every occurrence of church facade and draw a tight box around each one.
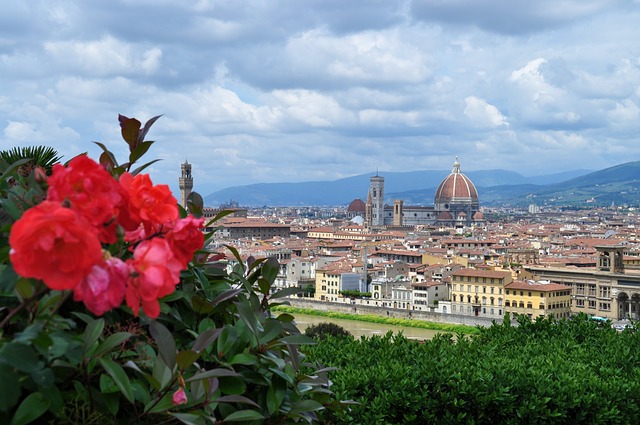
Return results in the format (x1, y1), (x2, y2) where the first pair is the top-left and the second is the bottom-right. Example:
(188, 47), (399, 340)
(364, 158), (484, 228)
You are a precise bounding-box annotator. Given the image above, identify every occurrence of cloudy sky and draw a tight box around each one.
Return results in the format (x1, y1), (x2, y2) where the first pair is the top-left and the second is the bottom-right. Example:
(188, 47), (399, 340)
(2, 0), (640, 200)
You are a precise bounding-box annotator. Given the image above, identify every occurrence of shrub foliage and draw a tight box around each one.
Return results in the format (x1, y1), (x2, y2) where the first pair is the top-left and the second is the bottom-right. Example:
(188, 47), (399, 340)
(305, 314), (640, 424)
(304, 322), (352, 340)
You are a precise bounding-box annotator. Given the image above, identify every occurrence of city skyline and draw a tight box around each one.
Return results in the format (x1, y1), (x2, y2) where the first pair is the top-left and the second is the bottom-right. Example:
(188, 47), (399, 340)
(1, 1), (640, 197)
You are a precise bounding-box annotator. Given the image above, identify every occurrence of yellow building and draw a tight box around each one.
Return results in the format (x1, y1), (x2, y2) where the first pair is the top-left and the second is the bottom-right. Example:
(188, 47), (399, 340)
(504, 281), (571, 320)
(450, 269), (513, 318)
(314, 260), (358, 302)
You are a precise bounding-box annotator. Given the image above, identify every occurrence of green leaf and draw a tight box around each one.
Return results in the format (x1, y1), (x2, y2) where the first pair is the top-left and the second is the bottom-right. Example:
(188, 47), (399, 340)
(229, 353), (258, 366)
(149, 321), (176, 371)
(187, 191), (204, 217)
(234, 300), (258, 338)
(216, 395), (260, 408)
(223, 409), (264, 422)
(130, 159), (162, 176)
(15, 278), (35, 299)
(259, 320), (283, 345)
(30, 368), (54, 389)
(100, 358), (134, 403)
(261, 257), (280, 283)
(129, 140), (154, 164)
(0, 342), (42, 373)
(289, 399), (325, 414)
(82, 318), (105, 354)
(152, 357), (174, 390)
(9, 392), (50, 425)
(145, 392), (175, 414)
(93, 332), (133, 358)
(177, 350), (201, 371)
(124, 360), (162, 391)
(279, 334), (316, 345)
(186, 368), (240, 382)
(276, 313), (295, 322)
(0, 364), (20, 411)
(192, 328), (221, 353)
(171, 413), (208, 425)
(191, 295), (214, 314)
(219, 376), (247, 395)
(270, 286), (303, 299)
(210, 288), (242, 307)
(138, 114), (163, 143)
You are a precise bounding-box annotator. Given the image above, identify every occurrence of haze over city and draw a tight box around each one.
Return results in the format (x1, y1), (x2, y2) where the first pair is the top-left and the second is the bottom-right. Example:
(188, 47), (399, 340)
(2, 0), (640, 198)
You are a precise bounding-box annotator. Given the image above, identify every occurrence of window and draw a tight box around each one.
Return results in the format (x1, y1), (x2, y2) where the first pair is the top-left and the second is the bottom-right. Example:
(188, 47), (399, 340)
(490, 297), (494, 306)
(528, 292), (532, 297)
(527, 302), (532, 309)
(491, 287), (494, 294)
(482, 297), (487, 305)
(519, 301), (525, 308)
(498, 298), (503, 306)
(505, 301), (511, 307)
(588, 300), (596, 309)
(483, 287), (486, 293)
(475, 286), (479, 293)
(576, 299), (585, 307)
(599, 286), (610, 298)
(539, 304), (545, 310)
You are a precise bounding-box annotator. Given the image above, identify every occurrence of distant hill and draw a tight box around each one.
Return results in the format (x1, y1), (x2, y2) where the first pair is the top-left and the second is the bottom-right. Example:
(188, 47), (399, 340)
(204, 167), (594, 207)
(506, 161), (640, 207)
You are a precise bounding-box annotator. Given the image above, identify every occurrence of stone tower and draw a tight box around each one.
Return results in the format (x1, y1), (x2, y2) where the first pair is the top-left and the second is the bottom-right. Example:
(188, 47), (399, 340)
(368, 175), (385, 227)
(179, 160), (193, 209)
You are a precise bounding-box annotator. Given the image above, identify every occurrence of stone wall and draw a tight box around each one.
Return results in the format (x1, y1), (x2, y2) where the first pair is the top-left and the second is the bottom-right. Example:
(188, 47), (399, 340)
(286, 298), (497, 328)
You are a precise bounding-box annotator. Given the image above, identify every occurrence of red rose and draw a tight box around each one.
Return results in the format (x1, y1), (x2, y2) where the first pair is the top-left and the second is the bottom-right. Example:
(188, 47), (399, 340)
(47, 155), (124, 244)
(119, 172), (178, 235)
(9, 201), (102, 290)
(126, 238), (183, 318)
(166, 216), (205, 267)
(74, 257), (130, 316)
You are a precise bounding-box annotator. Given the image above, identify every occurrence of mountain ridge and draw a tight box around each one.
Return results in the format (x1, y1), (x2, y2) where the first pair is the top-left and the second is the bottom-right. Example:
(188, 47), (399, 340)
(204, 166), (601, 207)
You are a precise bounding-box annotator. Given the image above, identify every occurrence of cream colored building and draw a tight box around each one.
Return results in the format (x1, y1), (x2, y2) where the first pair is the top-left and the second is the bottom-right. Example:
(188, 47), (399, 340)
(450, 269), (513, 318)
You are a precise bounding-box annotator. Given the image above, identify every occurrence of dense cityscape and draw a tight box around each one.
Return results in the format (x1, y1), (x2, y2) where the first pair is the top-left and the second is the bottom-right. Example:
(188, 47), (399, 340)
(181, 158), (640, 331)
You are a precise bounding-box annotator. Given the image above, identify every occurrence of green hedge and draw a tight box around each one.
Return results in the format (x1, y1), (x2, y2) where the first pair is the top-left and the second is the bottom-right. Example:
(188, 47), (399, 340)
(305, 314), (640, 424)
(273, 305), (480, 335)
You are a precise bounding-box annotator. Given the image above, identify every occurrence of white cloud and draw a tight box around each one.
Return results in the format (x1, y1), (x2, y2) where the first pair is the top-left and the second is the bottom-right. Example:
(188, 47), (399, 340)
(464, 96), (508, 128)
(1, 0), (640, 196)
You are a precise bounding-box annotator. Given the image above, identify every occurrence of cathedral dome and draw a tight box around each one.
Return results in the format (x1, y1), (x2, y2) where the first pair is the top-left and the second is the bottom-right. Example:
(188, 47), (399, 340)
(347, 198), (366, 213)
(434, 158), (479, 206)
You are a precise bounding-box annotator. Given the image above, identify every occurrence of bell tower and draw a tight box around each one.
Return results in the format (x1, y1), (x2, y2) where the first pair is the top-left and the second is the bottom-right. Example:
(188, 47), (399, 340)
(179, 160), (193, 209)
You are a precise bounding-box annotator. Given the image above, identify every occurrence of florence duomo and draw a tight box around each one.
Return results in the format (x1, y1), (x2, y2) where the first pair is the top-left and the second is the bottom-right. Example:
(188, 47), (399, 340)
(357, 157), (484, 229)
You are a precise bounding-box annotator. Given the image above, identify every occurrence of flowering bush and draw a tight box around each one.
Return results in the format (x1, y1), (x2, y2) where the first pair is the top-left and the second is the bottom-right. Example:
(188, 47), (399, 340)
(9, 153), (202, 318)
(0, 115), (340, 424)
